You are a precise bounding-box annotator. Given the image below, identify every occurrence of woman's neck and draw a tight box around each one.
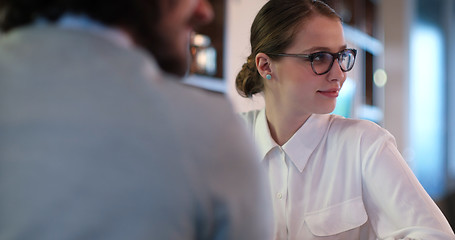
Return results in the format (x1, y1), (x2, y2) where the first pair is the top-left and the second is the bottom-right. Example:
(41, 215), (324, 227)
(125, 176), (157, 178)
(264, 101), (311, 146)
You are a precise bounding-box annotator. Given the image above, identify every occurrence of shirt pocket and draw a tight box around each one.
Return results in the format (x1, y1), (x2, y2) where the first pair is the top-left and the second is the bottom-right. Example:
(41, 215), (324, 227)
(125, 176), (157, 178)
(303, 196), (368, 237)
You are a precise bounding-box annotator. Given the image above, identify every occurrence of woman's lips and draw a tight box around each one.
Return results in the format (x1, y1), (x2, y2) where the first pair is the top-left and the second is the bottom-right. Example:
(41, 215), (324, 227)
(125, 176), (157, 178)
(317, 89), (340, 98)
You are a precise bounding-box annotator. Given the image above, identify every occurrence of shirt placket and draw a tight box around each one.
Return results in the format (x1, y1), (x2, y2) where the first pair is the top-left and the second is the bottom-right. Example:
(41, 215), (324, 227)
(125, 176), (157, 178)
(278, 146), (290, 239)
(267, 146), (291, 239)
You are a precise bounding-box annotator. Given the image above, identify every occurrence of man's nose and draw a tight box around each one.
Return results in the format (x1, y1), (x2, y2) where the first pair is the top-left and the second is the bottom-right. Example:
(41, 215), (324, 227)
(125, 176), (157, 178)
(193, 0), (214, 26)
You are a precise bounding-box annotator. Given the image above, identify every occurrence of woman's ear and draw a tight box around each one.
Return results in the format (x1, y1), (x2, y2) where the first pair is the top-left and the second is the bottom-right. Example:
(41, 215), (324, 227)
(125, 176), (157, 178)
(256, 53), (273, 80)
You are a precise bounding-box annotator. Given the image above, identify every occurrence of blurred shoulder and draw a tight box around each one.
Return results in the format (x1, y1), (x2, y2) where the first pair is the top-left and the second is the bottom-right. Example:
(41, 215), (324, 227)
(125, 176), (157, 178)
(162, 79), (238, 125)
(159, 78), (258, 153)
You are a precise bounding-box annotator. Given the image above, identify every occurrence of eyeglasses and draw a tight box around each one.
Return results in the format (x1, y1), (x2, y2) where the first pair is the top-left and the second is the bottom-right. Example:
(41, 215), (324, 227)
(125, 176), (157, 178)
(269, 48), (357, 75)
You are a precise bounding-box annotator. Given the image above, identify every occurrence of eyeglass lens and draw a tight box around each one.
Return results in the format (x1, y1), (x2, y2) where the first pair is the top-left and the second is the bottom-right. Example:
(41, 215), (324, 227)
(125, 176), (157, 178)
(312, 50), (356, 75)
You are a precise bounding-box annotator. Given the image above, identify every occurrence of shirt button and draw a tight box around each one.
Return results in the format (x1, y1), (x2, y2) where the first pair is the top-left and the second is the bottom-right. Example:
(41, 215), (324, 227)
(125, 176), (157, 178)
(277, 193), (283, 199)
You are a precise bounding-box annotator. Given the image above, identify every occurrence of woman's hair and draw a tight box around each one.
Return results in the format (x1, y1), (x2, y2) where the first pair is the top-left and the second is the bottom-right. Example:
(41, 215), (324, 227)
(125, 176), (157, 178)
(235, 0), (341, 98)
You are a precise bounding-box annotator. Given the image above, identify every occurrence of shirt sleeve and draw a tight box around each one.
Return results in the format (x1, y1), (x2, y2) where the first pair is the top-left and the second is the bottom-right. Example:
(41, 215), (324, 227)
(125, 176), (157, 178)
(360, 130), (455, 239)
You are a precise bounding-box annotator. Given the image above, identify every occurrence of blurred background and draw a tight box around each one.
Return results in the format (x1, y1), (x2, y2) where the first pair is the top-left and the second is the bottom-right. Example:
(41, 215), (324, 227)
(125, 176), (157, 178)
(185, 0), (455, 228)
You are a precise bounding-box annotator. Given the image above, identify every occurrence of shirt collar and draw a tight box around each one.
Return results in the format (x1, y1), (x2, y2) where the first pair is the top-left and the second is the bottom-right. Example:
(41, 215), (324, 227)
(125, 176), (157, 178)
(54, 14), (163, 83)
(254, 109), (331, 172)
(55, 14), (134, 49)
(254, 109), (279, 160)
(282, 114), (331, 172)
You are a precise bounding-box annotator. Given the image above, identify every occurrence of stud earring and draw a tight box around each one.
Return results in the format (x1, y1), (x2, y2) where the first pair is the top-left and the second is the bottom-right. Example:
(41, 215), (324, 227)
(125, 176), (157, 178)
(266, 74), (272, 80)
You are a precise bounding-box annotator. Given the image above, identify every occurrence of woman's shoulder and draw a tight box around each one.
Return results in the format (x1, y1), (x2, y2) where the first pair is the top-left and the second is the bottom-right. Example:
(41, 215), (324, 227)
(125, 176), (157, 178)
(239, 109), (262, 119)
(323, 114), (398, 152)
(326, 114), (392, 140)
(238, 109), (262, 129)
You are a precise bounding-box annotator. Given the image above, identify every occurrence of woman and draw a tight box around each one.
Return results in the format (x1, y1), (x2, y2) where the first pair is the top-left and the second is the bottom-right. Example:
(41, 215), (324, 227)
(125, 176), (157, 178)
(236, 0), (454, 239)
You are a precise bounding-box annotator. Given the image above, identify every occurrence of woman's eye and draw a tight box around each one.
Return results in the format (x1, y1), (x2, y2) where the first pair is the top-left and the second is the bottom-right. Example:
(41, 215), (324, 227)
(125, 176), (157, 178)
(313, 53), (332, 64)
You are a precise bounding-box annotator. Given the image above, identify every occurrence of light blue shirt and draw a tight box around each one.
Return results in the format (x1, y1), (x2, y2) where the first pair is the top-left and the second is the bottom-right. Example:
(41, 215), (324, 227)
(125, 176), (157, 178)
(0, 17), (273, 240)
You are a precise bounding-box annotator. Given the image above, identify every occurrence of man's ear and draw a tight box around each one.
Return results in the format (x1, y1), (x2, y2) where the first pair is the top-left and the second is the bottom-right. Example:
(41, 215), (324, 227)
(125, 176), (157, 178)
(256, 53), (273, 80)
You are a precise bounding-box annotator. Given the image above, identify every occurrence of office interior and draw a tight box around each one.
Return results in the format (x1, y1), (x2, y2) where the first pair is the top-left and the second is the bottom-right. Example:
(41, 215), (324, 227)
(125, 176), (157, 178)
(186, 0), (455, 228)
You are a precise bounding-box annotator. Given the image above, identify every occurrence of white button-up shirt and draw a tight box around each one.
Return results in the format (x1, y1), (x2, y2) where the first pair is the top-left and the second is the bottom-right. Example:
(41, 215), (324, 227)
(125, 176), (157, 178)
(241, 109), (454, 240)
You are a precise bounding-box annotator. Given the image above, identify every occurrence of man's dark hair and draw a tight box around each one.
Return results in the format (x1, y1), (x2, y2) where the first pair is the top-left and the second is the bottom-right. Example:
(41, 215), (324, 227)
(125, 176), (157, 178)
(0, 0), (160, 30)
(0, 0), (160, 50)
(0, 0), (186, 75)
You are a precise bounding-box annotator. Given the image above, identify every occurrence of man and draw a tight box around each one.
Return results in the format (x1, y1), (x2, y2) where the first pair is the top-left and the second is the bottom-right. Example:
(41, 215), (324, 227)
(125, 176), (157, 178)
(0, 0), (272, 239)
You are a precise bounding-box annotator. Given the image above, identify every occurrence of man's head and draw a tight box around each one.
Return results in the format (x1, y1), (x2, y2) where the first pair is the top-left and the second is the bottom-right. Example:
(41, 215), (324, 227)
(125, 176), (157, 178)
(0, 0), (214, 76)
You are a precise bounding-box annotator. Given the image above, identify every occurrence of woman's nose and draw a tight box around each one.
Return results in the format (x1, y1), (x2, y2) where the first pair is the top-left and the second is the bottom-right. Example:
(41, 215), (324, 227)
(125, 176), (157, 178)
(326, 60), (346, 82)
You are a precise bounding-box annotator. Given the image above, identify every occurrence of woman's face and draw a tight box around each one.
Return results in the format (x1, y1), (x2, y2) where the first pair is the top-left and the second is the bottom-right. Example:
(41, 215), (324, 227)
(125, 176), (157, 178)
(268, 14), (347, 116)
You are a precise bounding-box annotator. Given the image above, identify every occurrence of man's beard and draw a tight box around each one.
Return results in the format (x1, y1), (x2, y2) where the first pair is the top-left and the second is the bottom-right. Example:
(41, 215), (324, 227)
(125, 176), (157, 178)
(142, 32), (190, 77)
(153, 51), (190, 77)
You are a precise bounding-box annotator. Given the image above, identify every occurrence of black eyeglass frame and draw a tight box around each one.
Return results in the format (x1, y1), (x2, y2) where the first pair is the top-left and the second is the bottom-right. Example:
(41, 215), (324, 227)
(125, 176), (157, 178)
(269, 48), (357, 75)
